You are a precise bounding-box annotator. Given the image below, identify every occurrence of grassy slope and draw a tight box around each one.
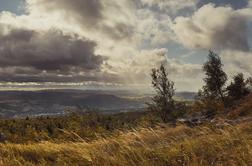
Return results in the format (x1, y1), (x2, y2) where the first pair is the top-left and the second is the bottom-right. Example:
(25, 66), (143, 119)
(0, 111), (149, 144)
(0, 120), (251, 166)
(1, 95), (252, 166)
(228, 93), (252, 118)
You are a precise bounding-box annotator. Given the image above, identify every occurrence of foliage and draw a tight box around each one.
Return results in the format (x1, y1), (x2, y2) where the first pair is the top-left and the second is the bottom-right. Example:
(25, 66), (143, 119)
(227, 73), (251, 101)
(202, 51), (227, 103)
(0, 111), (151, 143)
(172, 101), (187, 118)
(194, 51), (228, 116)
(149, 64), (175, 122)
(193, 97), (225, 117)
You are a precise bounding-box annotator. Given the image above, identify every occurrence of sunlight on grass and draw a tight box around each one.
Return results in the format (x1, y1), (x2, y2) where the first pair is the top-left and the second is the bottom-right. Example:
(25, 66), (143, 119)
(0, 122), (251, 166)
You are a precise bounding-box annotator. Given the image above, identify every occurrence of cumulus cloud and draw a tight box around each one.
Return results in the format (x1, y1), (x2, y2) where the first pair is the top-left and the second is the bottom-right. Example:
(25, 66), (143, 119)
(0, 27), (104, 71)
(0, 25), (106, 82)
(172, 4), (252, 51)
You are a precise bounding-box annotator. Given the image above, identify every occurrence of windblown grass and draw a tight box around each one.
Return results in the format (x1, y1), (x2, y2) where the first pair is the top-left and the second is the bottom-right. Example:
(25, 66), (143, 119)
(0, 121), (251, 166)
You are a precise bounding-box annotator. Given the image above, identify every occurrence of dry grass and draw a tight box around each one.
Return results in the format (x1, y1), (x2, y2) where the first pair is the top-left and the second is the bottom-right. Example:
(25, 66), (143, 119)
(228, 94), (252, 118)
(0, 121), (251, 166)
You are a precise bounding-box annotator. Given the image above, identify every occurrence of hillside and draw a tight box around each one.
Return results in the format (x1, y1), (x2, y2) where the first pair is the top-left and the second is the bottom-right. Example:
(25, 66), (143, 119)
(0, 118), (251, 166)
(0, 94), (251, 165)
(228, 93), (252, 118)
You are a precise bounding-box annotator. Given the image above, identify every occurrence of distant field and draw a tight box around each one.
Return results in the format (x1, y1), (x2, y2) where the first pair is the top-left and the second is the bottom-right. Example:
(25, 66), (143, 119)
(0, 90), (149, 118)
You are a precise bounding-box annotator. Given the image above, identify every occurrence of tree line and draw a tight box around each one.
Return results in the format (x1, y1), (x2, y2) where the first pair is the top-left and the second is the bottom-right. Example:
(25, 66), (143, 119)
(149, 50), (252, 122)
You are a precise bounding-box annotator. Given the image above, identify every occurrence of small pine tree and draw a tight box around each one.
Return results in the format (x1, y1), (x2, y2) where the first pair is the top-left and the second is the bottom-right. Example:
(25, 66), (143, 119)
(149, 64), (175, 122)
(227, 73), (250, 101)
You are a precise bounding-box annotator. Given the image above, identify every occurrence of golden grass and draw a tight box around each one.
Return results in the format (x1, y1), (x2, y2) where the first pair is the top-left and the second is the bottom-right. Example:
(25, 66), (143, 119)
(0, 122), (252, 166)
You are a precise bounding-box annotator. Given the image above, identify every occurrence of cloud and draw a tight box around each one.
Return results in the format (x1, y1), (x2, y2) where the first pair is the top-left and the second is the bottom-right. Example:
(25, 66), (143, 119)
(135, 9), (174, 47)
(0, 27), (104, 71)
(27, 0), (103, 26)
(106, 48), (202, 91)
(26, 0), (136, 41)
(1, 0), (250, 92)
(249, 0), (252, 7)
(172, 4), (252, 51)
(0, 25), (105, 82)
(0, 1), (140, 86)
(221, 50), (252, 77)
(141, 0), (199, 15)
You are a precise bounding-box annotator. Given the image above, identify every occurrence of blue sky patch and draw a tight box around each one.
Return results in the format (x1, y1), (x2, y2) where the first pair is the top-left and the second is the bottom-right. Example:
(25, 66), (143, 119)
(197, 0), (248, 9)
(0, 0), (25, 15)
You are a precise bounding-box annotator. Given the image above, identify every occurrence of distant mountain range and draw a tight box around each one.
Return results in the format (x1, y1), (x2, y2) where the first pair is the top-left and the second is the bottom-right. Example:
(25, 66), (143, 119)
(175, 92), (196, 101)
(0, 89), (196, 118)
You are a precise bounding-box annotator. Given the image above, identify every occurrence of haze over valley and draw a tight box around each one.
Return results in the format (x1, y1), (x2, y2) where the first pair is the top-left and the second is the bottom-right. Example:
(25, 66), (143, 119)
(0, 89), (196, 118)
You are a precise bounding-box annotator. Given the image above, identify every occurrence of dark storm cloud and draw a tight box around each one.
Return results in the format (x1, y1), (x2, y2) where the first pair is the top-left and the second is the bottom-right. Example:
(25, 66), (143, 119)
(0, 26), (108, 83)
(0, 28), (34, 41)
(197, 0), (248, 9)
(0, 28), (104, 71)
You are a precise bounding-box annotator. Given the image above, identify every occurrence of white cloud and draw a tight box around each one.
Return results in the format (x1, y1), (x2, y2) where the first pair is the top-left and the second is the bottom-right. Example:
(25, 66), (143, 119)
(221, 50), (252, 78)
(248, 0), (252, 7)
(135, 9), (174, 46)
(172, 4), (252, 51)
(106, 48), (202, 91)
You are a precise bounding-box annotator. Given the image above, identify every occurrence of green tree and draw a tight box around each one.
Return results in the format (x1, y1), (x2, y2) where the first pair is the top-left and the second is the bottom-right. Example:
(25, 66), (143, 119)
(149, 64), (175, 122)
(227, 73), (250, 101)
(202, 51), (227, 104)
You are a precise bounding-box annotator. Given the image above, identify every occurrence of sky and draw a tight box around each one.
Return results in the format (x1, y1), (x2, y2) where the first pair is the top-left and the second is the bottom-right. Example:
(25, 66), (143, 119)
(0, 0), (251, 92)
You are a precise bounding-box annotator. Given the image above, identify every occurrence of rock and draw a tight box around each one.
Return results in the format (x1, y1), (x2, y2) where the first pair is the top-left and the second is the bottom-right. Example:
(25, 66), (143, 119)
(177, 116), (208, 126)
